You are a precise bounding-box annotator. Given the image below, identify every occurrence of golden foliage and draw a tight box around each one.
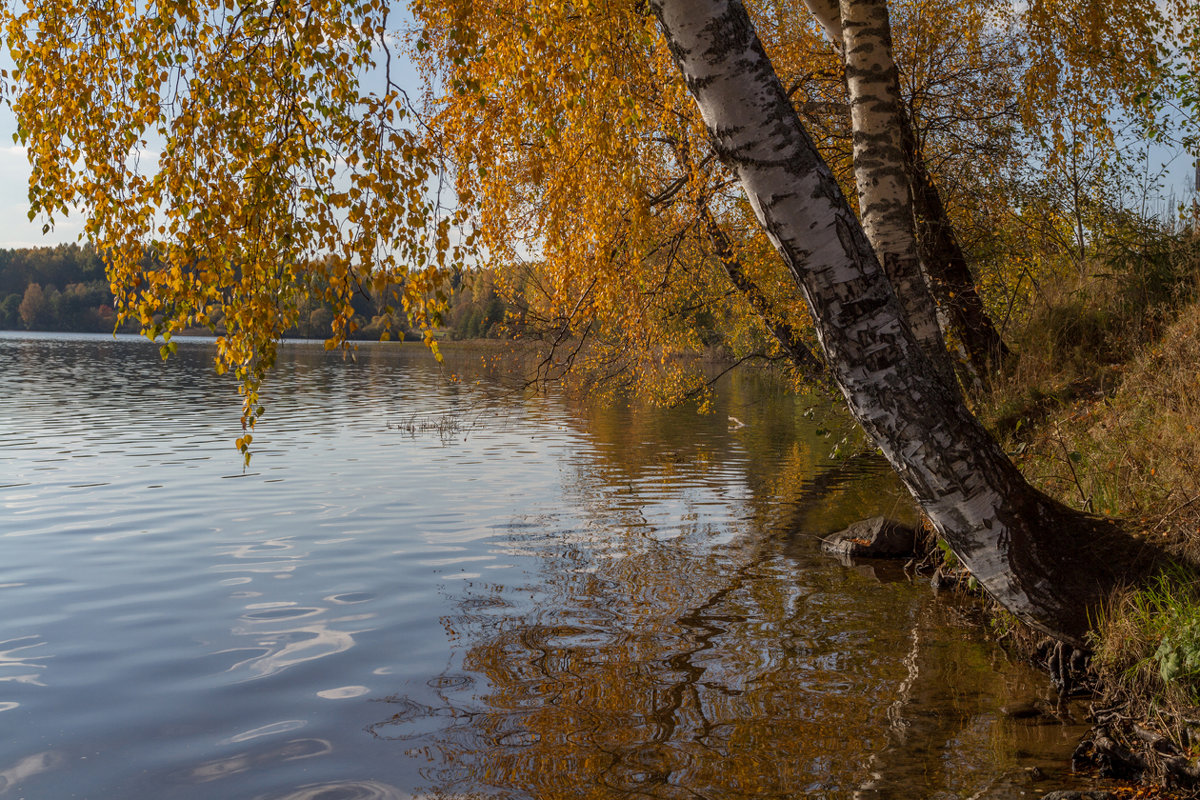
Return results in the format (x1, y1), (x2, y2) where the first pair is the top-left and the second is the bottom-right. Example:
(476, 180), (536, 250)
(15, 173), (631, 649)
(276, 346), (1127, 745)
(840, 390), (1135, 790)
(4, 0), (469, 454)
(409, 0), (847, 402)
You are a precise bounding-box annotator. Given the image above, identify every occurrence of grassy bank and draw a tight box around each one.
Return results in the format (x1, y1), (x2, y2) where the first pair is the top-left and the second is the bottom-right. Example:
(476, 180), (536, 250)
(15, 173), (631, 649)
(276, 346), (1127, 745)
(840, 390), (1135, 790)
(976, 222), (1200, 787)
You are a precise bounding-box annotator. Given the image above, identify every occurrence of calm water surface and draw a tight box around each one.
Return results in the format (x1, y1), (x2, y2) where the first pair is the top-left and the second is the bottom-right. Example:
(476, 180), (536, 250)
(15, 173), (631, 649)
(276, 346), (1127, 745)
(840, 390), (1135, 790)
(1, 333), (1103, 799)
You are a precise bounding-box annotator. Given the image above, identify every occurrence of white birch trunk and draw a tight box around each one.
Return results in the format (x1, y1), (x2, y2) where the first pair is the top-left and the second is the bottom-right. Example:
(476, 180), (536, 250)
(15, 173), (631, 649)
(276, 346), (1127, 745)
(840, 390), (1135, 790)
(805, 0), (1009, 372)
(838, 0), (951, 378)
(649, 0), (1158, 646)
(802, 0), (843, 47)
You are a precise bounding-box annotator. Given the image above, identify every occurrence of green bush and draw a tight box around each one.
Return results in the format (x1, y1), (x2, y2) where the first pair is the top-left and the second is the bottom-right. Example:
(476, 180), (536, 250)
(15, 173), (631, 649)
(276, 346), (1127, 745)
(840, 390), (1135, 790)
(1096, 567), (1200, 706)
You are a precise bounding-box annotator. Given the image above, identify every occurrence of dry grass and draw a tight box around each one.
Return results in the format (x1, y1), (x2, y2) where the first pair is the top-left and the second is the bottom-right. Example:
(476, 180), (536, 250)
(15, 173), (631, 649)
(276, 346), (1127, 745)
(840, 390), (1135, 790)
(982, 227), (1200, 538)
(980, 226), (1200, 745)
(997, 298), (1200, 546)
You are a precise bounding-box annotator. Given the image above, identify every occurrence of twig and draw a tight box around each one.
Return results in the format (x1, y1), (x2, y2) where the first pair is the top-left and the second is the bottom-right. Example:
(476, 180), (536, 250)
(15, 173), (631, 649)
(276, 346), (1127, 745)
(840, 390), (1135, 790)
(1151, 493), (1200, 533)
(1053, 425), (1093, 512)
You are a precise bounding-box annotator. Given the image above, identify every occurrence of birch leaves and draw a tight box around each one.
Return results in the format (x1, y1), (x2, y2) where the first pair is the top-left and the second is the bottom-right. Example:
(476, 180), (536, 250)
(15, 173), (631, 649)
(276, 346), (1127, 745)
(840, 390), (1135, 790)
(4, 0), (467, 445)
(411, 0), (840, 400)
(1, 0), (1192, 427)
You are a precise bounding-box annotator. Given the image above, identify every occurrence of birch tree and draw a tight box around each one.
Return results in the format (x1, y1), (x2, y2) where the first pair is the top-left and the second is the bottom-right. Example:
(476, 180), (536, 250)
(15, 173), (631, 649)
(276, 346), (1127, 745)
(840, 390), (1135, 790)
(648, 0), (1158, 645)
(832, 0), (952, 379)
(807, 0), (1008, 372)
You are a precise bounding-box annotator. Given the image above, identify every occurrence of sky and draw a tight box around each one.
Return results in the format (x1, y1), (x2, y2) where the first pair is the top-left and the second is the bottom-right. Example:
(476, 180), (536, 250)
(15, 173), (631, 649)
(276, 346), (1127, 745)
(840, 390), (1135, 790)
(0, 36), (86, 247)
(0, 138), (86, 248)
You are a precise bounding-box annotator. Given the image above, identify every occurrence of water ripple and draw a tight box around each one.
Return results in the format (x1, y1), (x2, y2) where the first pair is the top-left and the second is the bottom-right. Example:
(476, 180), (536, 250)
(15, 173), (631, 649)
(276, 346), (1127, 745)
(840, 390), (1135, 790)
(0, 334), (1097, 800)
(254, 780), (406, 800)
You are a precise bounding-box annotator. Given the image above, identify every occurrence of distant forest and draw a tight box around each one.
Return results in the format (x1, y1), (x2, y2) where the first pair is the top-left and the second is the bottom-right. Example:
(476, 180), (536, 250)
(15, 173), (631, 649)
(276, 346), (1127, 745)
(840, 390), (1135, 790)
(0, 244), (512, 341)
(0, 244), (130, 333)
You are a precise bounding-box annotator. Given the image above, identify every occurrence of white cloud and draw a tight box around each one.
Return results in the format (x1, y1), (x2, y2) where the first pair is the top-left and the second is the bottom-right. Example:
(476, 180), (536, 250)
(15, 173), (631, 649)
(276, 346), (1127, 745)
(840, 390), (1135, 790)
(0, 140), (83, 248)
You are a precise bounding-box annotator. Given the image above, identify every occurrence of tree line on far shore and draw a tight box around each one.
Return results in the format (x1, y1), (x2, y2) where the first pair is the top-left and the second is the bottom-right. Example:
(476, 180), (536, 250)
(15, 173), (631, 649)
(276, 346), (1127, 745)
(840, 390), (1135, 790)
(0, 243), (128, 333)
(0, 243), (513, 342)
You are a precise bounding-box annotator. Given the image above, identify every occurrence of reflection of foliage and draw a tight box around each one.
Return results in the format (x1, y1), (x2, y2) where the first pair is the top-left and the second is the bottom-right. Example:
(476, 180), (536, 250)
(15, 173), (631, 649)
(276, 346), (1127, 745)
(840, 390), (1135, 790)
(363, 379), (1082, 797)
(556, 371), (902, 542)
(373, 536), (1081, 798)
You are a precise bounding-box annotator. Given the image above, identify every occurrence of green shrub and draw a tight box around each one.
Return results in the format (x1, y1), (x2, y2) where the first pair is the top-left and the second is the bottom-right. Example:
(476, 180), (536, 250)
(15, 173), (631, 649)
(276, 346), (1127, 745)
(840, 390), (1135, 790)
(1096, 567), (1200, 707)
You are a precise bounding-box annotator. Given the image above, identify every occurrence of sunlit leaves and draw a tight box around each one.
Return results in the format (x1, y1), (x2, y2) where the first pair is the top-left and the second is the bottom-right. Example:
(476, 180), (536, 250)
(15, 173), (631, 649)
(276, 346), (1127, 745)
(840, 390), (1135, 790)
(1020, 0), (1199, 157)
(3, 0), (467, 434)
(5, 0), (1190, 433)
(408, 0), (838, 402)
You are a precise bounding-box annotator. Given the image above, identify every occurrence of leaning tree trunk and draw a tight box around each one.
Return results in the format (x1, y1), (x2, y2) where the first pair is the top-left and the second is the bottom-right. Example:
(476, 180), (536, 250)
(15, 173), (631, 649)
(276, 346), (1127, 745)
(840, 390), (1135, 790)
(899, 113), (1011, 371)
(649, 0), (1160, 646)
(804, 0), (1008, 375)
(836, 0), (955, 383)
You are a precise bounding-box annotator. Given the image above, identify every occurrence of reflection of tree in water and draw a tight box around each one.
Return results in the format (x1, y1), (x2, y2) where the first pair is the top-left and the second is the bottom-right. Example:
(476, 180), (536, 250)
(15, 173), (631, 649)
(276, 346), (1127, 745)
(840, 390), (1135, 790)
(547, 370), (908, 548)
(372, 517), (1089, 794)
(366, 375), (1094, 798)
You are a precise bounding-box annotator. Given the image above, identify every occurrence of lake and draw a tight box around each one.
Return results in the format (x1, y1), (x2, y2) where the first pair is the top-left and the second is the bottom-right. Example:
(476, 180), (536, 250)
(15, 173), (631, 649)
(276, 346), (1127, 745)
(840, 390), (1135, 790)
(0, 332), (1103, 799)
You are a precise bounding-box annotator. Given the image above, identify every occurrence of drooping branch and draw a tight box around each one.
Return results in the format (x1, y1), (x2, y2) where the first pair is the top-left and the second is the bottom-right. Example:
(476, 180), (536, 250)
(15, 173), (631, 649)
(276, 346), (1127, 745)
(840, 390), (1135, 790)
(696, 199), (827, 380)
